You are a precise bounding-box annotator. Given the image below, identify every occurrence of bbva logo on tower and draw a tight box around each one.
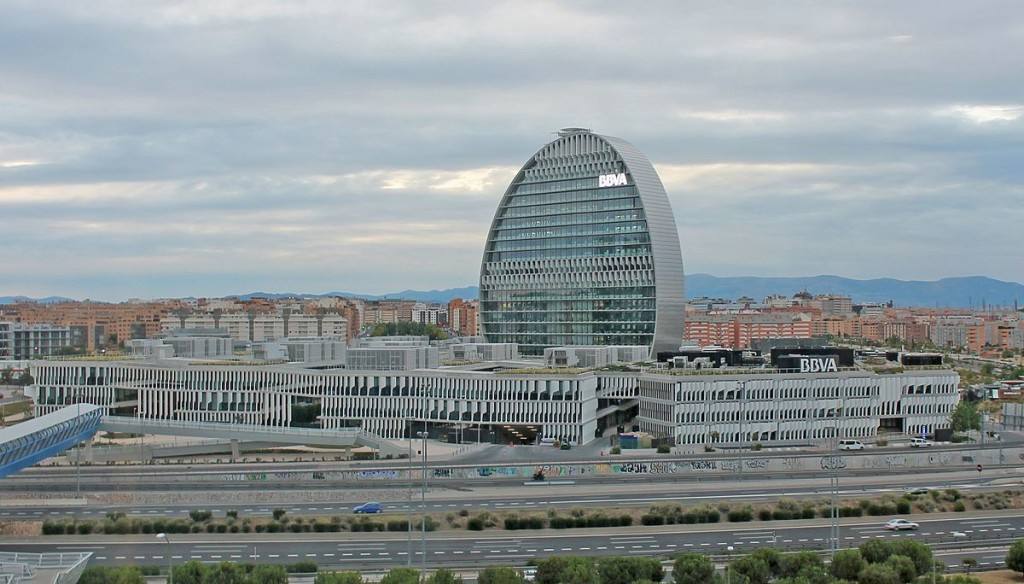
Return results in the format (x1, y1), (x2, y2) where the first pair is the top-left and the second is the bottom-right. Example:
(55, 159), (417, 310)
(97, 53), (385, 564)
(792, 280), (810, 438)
(799, 357), (839, 373)
(598, 173), (628, 187)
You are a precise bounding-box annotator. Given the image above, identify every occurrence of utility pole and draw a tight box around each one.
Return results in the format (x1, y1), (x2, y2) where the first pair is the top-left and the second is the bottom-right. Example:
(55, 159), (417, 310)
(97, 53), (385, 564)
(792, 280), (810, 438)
(406, 420), (413, 566)
(420, 421), (428, 574)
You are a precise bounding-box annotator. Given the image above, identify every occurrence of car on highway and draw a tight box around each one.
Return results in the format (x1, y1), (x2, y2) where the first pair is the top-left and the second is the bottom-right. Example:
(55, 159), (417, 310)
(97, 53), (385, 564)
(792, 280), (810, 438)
(352, 502), (383, 514)
(838, 439), (864, 451)
(884, 518), (919, 531)
(910, 438), (933, 448)
(904, 487), (930, 496)
(522, 567), (537, 582)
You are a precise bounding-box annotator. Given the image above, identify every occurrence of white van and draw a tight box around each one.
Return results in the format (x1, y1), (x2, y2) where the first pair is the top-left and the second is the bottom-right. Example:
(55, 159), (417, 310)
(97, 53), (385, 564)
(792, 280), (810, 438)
(910, 437), (933, 448)
(838, 439), (864, 451)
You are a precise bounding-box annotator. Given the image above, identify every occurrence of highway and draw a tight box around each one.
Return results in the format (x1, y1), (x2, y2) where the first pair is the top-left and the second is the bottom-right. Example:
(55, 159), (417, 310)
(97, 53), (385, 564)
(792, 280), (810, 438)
(2, 441), (1019, 492)
(1, 469), (1017, 520)
(3, 512), (1022, 572)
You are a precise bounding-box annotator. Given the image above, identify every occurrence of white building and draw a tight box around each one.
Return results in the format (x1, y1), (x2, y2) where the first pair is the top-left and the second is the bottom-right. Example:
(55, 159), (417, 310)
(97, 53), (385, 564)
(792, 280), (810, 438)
(29, 359), (959, 447)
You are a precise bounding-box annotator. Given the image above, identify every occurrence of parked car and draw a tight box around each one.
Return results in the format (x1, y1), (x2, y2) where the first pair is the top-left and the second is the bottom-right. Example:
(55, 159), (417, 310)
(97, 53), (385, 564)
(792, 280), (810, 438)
(838, 439), (864, 451)
(910, 438), (933, 448)
(352, 502), (383, 514)
(884, 518), (919, 531)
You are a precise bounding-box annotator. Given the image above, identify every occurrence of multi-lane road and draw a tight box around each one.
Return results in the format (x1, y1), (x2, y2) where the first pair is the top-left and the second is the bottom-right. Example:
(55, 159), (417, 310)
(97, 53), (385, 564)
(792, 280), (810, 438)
(4, 512), (1022, 572)
(0, 468), (1016, 520)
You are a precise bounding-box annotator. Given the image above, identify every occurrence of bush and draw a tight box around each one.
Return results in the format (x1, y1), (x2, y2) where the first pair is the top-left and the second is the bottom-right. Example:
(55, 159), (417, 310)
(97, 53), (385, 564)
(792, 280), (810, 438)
(378, 568), (420, 584)
(478, 566), (524, 584)
(758, 509), (773, 521)
(752, 442), (763, 451)
(656, 444), (671, 454)
(954, 501), (966, 512)
(610, 446), (621, 454)
(896, 499), (911, 514)
(286, 560), (318, 574)
(468, 517), (485, 531)
(272, 508), (287, 521)
(226, 510), (238, 520)
(424, 568), (462, 584)
(315, 572), (364, 584)
(188, 510), (212, 522)
(728, 507), (753, 522)
(641, 514), (664, 526)
(858, 563), (900, 584)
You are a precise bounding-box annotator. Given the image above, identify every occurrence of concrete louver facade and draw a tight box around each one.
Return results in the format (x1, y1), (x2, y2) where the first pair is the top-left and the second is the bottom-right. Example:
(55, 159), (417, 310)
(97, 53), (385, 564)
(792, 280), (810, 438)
(28, 361), (958, 446)
(29, 362), (600, 444)
(479, 129), (685, 358)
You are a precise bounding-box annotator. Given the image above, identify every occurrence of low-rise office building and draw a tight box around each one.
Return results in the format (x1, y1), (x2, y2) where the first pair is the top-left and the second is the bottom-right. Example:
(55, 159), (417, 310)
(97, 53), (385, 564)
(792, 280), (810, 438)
(28, 356), (959, 447)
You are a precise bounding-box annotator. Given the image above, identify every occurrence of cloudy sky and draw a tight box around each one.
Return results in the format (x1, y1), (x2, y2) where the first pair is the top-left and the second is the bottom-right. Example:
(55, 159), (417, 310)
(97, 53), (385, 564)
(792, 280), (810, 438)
(2, 1), (1022, 300)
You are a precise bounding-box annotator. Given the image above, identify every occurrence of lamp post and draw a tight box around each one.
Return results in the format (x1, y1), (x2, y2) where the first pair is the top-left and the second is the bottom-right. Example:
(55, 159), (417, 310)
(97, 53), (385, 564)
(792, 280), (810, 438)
(417, 426), (428, 573)
(406, 420), (413, 567)
(725, 545), (734, 584)
(156, 533), (172, 584)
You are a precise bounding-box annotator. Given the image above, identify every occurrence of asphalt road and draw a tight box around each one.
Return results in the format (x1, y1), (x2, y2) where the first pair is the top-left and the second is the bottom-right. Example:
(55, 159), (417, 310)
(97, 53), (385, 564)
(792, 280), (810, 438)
(3, 449), (1017, 492)
(0, 470), (1013, 520)
(3, 513), (1022, 572)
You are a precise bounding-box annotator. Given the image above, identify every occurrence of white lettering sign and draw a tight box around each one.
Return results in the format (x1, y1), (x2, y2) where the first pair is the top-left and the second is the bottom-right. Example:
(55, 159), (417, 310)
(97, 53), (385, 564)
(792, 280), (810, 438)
(799, 357), (839, 373)
(598, 173), (628, 187)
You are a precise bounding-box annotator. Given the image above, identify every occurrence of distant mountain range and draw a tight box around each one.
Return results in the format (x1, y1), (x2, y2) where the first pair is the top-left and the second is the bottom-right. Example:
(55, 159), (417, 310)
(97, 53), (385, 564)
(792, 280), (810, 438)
(3, 276), (1022, 308)
(684, 274), (1024, 308)
(0, 295), (75, 305)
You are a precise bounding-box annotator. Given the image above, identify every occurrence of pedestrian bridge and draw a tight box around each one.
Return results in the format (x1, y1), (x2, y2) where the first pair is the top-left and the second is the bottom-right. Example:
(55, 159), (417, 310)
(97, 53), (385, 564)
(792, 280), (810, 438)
(0, 405), (103, 480)
(0, 405), (401, 478)
(98, 416), (402, 456)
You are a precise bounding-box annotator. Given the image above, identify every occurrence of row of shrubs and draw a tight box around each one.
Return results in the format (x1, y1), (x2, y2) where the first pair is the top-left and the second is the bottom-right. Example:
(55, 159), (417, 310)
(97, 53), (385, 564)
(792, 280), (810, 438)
(41, 516), (438, 536)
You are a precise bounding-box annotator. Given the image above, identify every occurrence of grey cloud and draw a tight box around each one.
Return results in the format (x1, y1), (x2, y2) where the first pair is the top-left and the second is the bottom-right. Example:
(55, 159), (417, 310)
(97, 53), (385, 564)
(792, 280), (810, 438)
(1, 0), (1022, 299)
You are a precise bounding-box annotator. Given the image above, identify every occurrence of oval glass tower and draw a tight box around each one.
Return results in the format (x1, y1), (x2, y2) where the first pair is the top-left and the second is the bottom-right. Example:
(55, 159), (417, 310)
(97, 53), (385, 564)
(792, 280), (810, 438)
(479, 128), (684, 357)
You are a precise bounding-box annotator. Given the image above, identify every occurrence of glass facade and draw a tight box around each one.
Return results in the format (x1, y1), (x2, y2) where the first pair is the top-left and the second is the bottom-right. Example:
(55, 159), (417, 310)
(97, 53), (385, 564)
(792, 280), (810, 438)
(480, 129), (684, 356)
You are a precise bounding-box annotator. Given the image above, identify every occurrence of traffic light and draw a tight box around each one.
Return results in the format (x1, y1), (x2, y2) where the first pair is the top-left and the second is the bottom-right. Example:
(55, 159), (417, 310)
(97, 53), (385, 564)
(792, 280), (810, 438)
(977, 464), (983, 473)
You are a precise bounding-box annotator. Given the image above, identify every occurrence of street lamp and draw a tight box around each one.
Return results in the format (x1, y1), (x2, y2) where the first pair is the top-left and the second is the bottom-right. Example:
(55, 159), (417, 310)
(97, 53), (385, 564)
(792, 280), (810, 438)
(417, 427), (428, 573)
(407, 420), (413, 567)
(156, 533), (172, 584)
(726, 545), (734, 584)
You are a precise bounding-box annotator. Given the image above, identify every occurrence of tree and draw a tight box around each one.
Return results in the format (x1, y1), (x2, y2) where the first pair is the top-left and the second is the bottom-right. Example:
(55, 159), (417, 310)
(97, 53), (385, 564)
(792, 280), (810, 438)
(673, 553), (714, 584)
(860, 539), (894, 564)
(830, 549), (865, 581)
(172, 560), (207, 584)
(379, 568), (421, 584)
(535, 557), (595, 584)
(249, 565), (288, 584)
(890, 539), (933, 575)
(883, 554), (917, 583)
(315, 573), (363, 584)
(596, 556), (663, 584)
(1006, 539), (1024, 575)
(477, 567), (524, 584)
(751, 548), (783, 577)
(80, 567), (145, 584)
(857, 563), (900, 584)
(950, 401), (981, 432)
(425, 569), (462, 584)
(730, 556), (771, 584)
(779, 551), (822, 578)
(201, 562), (247, 584)
(561, 560), (599, 584)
